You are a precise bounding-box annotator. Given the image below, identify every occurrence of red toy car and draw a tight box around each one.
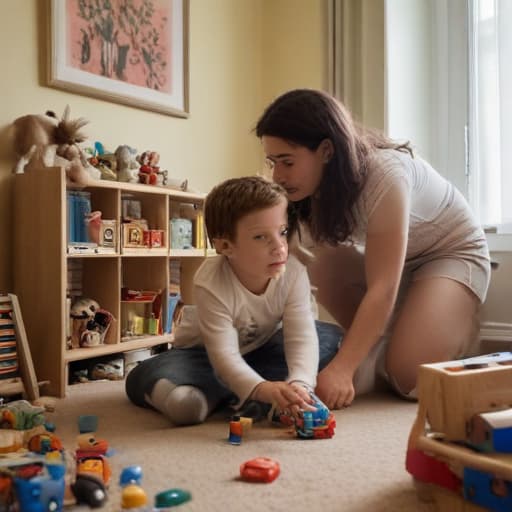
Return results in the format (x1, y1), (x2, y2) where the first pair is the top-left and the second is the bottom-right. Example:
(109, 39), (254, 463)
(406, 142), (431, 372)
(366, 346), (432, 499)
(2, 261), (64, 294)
(240, 457), (280, 483)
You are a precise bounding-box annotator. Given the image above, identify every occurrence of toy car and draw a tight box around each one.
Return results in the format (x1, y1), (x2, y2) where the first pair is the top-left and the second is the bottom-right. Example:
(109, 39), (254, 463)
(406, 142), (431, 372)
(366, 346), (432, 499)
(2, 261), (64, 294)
(240, 457), (280, 483)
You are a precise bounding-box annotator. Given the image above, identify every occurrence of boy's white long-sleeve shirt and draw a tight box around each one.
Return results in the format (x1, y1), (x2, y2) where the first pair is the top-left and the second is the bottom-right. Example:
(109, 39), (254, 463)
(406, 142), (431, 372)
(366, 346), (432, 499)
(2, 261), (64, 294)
(173, 254), (319, 406)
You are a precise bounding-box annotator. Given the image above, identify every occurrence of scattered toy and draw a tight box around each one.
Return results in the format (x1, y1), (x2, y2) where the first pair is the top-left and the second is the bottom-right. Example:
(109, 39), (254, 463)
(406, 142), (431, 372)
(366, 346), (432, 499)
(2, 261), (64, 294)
(240, 457), (280, 483)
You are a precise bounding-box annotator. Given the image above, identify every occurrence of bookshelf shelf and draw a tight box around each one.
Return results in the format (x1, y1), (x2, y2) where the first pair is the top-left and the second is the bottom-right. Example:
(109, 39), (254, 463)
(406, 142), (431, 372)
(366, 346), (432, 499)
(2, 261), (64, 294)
(14, 166), (208, 397)
(65, 335), (172, 362)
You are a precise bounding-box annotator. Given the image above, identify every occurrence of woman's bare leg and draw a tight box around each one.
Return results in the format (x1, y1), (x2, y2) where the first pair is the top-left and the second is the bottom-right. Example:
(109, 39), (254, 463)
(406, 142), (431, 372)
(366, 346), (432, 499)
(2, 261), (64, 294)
(385, 277), (480, 395)
(307, 245), (366, 329)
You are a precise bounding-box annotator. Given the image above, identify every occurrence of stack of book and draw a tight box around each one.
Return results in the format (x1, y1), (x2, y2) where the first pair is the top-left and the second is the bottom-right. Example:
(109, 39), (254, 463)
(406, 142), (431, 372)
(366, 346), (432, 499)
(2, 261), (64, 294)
(67, 190), (92, 244)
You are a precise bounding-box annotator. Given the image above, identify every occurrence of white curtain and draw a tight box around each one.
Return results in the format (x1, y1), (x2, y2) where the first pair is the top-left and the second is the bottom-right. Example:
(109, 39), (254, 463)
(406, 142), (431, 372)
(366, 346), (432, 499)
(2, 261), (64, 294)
(469, 0), (512, 228)
(327, 0), (386, 131)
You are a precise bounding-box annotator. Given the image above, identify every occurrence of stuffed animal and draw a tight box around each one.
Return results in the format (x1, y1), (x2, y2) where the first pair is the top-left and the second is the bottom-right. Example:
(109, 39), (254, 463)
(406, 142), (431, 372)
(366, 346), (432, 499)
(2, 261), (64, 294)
(11, 106), (100, 185)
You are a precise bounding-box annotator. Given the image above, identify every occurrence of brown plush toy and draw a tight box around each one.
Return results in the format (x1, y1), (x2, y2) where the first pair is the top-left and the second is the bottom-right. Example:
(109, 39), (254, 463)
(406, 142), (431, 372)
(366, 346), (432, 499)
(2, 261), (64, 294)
(11, 105), (97, 186)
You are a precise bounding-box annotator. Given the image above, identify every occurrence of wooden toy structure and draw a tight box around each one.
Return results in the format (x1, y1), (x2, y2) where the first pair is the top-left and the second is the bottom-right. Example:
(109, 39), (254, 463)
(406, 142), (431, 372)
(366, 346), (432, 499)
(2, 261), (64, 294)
(407, 352), (512, 511)
(0, 293), (39, 401)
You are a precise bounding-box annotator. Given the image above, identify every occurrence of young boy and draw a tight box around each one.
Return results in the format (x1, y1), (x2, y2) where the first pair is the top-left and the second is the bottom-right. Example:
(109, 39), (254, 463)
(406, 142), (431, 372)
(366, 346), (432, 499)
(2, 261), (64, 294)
(125, 176), (342, 425)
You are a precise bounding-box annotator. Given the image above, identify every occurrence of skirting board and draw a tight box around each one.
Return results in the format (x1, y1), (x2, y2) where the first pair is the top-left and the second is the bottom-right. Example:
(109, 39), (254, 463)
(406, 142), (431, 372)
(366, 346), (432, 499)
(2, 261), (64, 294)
(479, 321), (512, 352)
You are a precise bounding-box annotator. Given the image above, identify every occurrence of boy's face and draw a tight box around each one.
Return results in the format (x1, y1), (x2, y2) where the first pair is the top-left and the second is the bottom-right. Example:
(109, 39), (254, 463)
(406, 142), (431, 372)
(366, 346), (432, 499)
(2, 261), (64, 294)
(216, 199), (289, 295)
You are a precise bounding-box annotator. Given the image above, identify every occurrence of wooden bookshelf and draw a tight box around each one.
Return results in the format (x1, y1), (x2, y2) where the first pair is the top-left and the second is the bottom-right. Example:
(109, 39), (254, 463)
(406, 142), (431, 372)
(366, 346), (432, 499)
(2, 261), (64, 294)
(13, 167), (207, 397)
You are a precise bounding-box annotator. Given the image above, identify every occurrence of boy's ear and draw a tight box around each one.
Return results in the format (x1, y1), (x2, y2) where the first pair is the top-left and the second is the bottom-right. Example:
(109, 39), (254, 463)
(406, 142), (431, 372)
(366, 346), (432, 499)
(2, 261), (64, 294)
(212, 238), (233, 256)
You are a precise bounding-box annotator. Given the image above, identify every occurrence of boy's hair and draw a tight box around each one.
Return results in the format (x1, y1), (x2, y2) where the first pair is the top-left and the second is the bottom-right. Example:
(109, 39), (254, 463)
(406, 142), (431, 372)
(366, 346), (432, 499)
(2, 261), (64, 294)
(204, 176), (287, 243)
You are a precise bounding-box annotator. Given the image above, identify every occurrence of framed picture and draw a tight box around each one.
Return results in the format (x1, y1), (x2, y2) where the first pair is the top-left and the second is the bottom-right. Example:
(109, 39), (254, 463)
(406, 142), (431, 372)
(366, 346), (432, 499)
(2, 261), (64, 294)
(123, 223), (146, 248)
(48, 0), (189, 118)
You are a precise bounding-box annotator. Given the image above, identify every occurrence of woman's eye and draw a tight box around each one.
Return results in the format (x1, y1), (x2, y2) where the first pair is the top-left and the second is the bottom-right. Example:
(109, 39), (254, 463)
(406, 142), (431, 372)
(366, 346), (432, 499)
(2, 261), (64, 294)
(281, 228), (288, 237)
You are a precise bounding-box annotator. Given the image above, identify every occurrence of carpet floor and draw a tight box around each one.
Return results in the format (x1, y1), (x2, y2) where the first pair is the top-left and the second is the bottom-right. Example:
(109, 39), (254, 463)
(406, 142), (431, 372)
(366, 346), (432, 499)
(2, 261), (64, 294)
(41, 380), (437, 511)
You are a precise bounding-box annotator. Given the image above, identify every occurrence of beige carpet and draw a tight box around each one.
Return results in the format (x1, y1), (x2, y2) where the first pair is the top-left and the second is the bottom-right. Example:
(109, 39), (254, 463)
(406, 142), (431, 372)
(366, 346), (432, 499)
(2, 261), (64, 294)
(41, 380), (437, 512)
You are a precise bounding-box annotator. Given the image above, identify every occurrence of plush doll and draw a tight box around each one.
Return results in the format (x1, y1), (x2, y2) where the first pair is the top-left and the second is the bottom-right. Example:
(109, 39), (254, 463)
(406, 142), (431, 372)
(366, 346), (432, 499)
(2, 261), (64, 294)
(11, 106), (100, 185)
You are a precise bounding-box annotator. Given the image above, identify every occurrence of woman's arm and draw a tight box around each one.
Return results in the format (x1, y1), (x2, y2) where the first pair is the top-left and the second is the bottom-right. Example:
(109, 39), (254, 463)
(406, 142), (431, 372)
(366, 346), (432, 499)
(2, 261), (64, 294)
(316, 178), (410, 409)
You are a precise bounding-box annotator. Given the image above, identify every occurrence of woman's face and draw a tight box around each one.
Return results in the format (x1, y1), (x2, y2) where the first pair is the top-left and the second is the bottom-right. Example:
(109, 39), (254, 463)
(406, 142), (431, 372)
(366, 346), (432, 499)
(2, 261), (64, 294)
(262, 136), (326, 202)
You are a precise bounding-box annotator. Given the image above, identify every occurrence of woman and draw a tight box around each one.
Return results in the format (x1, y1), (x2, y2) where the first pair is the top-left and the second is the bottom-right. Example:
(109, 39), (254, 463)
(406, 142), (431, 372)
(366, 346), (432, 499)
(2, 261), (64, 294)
(255, 89), (490, 410)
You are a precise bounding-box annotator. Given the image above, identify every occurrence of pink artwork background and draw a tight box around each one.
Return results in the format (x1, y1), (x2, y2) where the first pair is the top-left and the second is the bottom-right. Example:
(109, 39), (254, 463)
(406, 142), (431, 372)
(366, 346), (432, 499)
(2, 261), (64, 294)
(65, 0), (173, 94)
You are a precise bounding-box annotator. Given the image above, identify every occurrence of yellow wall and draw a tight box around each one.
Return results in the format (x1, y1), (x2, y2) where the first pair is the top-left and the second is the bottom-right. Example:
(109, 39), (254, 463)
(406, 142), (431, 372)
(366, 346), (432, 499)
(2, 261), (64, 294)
(260, 0), (328, 106)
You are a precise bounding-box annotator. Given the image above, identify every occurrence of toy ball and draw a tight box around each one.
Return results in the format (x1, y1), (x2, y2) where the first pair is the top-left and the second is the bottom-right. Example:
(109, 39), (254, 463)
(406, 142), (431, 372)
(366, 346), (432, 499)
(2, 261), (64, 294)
(121, 483), (147, 508)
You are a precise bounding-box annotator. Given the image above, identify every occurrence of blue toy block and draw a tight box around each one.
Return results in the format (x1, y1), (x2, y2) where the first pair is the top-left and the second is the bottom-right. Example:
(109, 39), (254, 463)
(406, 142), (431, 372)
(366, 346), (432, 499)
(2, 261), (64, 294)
(464, 466), (512, 512)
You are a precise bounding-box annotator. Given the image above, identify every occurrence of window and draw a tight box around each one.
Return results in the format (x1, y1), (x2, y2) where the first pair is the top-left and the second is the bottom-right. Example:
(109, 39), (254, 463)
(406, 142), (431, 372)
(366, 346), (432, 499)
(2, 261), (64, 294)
(468, 0), (512, 229)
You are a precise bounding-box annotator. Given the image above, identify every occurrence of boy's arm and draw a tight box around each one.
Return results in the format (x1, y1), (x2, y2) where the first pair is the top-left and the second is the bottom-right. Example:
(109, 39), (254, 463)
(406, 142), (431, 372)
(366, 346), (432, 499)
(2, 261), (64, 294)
(195, 287), (264, 407)
(281, 261), (320, 389)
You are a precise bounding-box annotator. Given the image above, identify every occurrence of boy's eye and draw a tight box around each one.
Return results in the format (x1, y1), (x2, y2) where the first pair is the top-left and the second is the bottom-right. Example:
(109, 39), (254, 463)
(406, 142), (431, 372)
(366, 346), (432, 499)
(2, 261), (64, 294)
(282, 161), (293, 167)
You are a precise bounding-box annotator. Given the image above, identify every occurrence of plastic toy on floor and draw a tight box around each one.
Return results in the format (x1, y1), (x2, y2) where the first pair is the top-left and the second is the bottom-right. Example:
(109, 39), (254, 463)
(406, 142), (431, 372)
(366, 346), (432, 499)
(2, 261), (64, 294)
(271, 392), (336, 439)
(0, 457), (66, 512)
(0, 400), (45, 430)
(240, 457), (280, 483)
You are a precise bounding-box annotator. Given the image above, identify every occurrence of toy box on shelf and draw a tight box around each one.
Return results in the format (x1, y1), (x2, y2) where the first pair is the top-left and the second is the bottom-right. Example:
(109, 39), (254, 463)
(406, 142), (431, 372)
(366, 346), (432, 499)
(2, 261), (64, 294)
(406, 352), (512, 512)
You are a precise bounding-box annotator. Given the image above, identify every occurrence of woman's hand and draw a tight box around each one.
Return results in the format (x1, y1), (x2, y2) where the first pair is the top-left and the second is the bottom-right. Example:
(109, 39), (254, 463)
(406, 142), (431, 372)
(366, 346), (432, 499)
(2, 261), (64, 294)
(315, 362), (355, 410)
(252, 381), (315, 413)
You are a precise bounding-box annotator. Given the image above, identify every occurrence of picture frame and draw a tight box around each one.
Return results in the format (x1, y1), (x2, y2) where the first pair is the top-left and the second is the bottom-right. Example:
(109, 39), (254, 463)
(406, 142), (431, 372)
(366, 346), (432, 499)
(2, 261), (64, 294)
(123, 223), (145, 248)
(48, 0), (189, 118)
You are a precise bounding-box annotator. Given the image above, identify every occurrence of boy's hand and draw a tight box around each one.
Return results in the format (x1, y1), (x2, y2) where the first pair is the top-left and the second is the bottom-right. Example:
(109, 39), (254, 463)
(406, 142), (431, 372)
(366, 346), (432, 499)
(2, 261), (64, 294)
(251, 381), (316, 413)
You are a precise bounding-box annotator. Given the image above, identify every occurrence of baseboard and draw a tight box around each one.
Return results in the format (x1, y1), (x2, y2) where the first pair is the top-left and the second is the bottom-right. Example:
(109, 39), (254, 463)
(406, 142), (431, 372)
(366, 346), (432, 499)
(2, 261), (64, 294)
(479, 321), (512, 353)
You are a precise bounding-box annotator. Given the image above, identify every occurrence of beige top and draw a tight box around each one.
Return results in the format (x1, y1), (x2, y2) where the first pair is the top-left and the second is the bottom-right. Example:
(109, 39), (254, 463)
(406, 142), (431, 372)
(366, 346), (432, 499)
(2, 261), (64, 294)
(303, 149), (491, 302)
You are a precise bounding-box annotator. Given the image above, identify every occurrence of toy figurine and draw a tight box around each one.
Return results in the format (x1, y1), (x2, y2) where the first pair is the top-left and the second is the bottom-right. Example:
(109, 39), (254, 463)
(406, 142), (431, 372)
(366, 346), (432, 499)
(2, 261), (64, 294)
(137, 150), (168, 186)
(228, 415), (242, 445)
(115, 145), (139, 183)
(137, 150), (160, 185)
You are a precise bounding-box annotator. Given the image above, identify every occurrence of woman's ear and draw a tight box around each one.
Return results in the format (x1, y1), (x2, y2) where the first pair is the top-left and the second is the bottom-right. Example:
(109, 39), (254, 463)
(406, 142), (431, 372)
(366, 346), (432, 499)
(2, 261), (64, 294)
(212, 238), (233, 256)
(321, 139), (334, 163)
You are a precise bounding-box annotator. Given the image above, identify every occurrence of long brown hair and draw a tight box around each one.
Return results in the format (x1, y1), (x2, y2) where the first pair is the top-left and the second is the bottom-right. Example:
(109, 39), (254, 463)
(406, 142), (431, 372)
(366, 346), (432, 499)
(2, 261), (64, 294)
(255, 89), (412, 245)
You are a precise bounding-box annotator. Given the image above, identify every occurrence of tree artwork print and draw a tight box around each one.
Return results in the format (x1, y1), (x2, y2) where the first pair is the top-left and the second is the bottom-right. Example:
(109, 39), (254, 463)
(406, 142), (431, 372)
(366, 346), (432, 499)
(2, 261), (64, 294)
(67, 0), (173, 93)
